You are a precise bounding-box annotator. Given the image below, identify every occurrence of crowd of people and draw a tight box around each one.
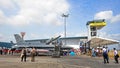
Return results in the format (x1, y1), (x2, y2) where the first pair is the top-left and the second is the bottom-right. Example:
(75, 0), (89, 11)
(0, 46), (119, 63)
(91, 47), (119, 64)
(0, 47), (15, 55)
(0, 47), (37, 62)
(62, 46), (119, 64)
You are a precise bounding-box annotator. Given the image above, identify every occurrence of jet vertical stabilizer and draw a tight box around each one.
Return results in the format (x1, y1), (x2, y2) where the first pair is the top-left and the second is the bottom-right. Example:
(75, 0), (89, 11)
(14, 34), (24, 43)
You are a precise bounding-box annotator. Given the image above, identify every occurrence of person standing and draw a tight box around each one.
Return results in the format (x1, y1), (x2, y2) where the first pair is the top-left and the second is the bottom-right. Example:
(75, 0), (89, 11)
(0, 47), (3, 55)
(113, 48), (119, 63)
(102, 47), (109, 64)
(30, 48), (36, 62)
(92, 48), (95, 57)
(20, 48), (27, 62)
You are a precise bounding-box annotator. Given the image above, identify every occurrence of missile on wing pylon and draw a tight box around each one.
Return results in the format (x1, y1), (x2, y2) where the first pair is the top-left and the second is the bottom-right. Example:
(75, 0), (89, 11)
(46, 35), (61, 45)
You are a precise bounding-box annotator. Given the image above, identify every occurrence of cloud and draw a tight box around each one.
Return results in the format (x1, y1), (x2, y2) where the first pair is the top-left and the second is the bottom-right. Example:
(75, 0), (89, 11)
(75, 32), (88, 37)
(94, 11), (112, 20)
(111, 14), (120, 23)
(29, 33), (41, 39)
(0, 0), (15, 9)
(109, 34), (120, 41)
(99, 32), (120, 41)
(0, 10), (7, 24)
(0, 33), (11, 42)
(99, 32), (111, 38)
(26, 33), (58, 40)
(0, 34), (3, 39)
(94, 10), (120, 23)
(52, 31), (84, 38)
(0, 0), (69, 26)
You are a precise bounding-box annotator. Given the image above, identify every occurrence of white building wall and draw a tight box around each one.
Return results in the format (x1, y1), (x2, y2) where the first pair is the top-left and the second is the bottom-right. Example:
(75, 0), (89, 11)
(62, 38), (87, 46)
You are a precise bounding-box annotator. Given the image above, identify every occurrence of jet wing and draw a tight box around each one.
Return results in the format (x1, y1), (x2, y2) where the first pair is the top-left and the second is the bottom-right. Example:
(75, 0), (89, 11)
(89, 37), (119, 47)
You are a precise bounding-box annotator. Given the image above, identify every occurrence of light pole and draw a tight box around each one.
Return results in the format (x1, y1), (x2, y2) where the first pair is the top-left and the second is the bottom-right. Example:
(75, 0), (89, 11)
(62, 13), (69, 45)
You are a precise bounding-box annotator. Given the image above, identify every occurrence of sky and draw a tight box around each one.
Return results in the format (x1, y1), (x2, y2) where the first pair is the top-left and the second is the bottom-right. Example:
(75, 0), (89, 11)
(0, 0), (120, 43)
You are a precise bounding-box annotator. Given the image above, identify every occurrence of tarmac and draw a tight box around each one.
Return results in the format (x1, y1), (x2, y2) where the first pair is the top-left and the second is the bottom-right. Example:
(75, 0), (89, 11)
(0, 55), (120, 68)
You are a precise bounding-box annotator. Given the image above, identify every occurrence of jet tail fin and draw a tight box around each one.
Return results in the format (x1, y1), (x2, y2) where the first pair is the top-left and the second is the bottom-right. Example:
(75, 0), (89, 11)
(14, 34), (24, 43)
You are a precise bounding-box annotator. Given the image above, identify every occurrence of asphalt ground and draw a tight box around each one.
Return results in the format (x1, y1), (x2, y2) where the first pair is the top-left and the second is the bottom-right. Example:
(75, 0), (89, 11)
(0, 55), (120, 68)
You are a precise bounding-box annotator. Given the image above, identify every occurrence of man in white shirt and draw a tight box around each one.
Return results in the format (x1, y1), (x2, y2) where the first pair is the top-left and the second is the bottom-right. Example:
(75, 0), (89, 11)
(113, 48), (119, 63)
(102, 47), (109, 64)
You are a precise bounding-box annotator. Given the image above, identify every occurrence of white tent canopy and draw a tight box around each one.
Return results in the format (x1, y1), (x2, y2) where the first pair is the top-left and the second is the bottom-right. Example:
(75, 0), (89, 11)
(89, 37), (119, 47)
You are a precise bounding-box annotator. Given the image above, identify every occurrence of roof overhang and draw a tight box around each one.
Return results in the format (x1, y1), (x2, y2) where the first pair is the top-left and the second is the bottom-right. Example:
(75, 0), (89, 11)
(89, 37), (119, 47)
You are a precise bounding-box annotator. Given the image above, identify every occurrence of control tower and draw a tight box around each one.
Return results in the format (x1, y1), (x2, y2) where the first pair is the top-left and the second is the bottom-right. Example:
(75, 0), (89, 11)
(86, 19), (106, 41)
